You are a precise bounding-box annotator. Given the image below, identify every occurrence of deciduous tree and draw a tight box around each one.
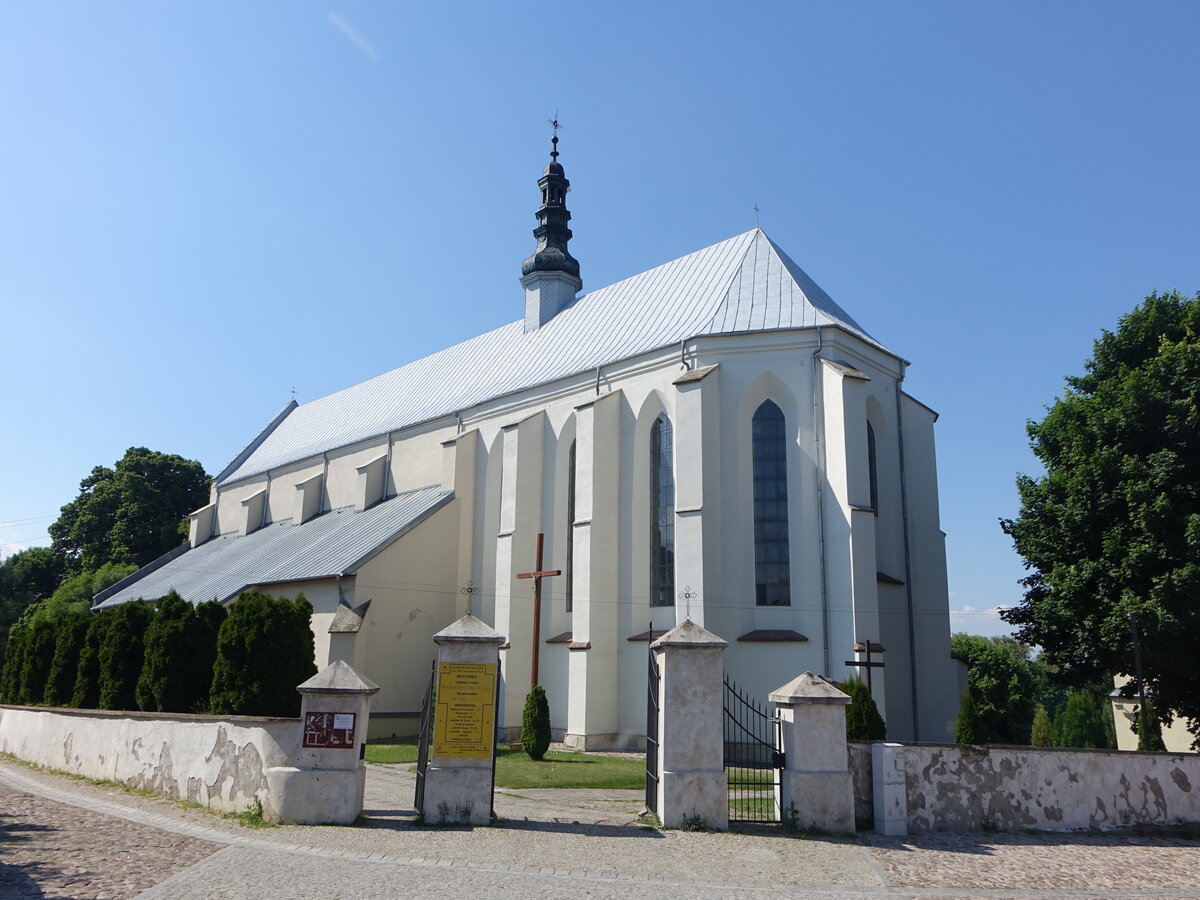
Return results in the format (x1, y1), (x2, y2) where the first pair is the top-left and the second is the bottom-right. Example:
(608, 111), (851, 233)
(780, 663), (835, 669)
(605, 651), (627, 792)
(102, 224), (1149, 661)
(1001, 290), (1200, 747)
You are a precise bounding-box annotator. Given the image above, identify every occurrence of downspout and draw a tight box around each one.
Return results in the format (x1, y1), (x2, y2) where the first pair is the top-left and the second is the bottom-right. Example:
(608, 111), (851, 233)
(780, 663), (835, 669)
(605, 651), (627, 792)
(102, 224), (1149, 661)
(810, 327), (831, 675)
(894, 363), (920, 741)
(384, 430), (395, 500)
(321, 452), (329, 514)
(261, 472), (272, 530)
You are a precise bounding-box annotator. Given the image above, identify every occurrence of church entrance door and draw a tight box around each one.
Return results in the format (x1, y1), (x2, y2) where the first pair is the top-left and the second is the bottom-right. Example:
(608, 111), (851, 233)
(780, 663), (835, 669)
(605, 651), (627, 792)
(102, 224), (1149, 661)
(722, 676), (784, 824)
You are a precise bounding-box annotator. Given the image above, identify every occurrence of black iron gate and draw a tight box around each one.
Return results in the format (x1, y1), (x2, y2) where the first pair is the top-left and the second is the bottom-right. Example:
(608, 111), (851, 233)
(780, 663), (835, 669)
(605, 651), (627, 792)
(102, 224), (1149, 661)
(723, 675), (784, 824)
(413, 658), (435, 816)
(644, 632), (660, 815)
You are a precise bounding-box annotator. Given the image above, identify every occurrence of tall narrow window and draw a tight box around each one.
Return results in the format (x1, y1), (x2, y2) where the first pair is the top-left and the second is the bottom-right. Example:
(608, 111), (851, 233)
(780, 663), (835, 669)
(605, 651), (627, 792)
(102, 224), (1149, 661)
(867, 422), (879, 515)
(565, 440), (576, 612)
(753, 400), (790, 606)
(650, 414), (675, 607)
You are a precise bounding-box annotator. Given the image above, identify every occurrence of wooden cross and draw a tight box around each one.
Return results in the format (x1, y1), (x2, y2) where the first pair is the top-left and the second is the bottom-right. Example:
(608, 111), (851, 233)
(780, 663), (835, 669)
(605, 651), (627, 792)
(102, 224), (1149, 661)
(844, 639), (886, 694)
(516, 532), (560, 687)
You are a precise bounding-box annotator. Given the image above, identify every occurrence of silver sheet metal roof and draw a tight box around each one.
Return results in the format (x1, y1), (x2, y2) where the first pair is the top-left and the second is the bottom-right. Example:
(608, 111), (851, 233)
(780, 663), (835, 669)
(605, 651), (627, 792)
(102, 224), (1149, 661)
(93, 485), (453, 608)
(221, 229), (883, 485)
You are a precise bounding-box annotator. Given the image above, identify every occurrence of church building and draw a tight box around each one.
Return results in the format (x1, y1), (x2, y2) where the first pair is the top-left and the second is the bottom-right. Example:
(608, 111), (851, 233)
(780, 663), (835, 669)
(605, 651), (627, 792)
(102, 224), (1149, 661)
(95, 137), (961, 745)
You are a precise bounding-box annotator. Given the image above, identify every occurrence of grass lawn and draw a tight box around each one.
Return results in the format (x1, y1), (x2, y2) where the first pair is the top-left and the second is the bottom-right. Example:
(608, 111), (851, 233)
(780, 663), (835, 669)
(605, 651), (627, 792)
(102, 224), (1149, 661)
(364, 739), (644, 790)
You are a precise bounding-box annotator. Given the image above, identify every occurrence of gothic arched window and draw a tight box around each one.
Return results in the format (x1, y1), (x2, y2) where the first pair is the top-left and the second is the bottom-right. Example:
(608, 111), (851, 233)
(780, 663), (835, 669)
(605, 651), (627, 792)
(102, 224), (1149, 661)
(565, 440), (576, 612)
(867, 422), (879, 516)
(753, 400), (790, 606)
(650, 414), (675, 607)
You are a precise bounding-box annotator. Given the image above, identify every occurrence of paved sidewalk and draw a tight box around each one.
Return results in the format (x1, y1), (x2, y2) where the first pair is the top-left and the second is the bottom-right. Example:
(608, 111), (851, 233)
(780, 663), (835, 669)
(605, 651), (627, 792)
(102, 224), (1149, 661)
(2, 758), (1199, 899)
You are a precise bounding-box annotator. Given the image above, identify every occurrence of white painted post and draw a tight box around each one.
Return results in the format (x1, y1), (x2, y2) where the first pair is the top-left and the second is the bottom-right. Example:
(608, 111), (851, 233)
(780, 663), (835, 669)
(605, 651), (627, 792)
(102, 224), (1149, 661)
(422, 614), (505, 825)
(265, 659), (379, 825)
(654, 619), (729, 830)
(770, 672), (855, 833)
(872, 742), (908, 835)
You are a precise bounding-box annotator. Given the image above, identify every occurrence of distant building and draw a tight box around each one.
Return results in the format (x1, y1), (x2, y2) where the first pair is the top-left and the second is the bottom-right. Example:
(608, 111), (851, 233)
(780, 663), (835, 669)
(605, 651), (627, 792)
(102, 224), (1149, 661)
(96, 139), (961, 745)
(1111, 678), (1196, 753)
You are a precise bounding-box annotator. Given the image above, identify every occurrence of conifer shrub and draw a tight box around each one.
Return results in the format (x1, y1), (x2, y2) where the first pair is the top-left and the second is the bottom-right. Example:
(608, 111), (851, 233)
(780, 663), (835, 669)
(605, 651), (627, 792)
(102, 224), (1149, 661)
(521, 684), (551, 760)
(0, 623), (29, 704)
(1030, 704), (1053, 747)
(18, 618), (57, 706)
(72, 610), (110, 709)
(954, 689), (988, 744)
(44, 607), (91, 707)
(98, 601), (151, 710)
(1052, 689), (1108, 749)
(209, 592), (316, 717)
(137, 593), (228, 713)
(843, 677), (886, 741)
(1135, 700), (1167, 752)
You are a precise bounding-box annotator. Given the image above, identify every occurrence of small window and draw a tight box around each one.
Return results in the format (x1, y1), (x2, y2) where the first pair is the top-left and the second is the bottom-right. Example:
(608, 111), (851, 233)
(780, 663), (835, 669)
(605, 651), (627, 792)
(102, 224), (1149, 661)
(753, 401), (790, 606)
(650, 414), (675, 607)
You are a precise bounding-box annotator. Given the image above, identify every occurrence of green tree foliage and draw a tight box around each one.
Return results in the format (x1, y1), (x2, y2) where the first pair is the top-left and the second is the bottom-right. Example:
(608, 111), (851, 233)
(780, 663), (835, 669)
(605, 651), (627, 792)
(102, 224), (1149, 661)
(17, 618), (56, 705)
(843, 677), (887, 740)
(137, 594), (227, 712)
(44, 607), (91, 706)
(98, 602), (151, 710)
(1052, 690), (1110, 749)
(0, 547), (65, 669)
(72, 610), (110, 709)
(1001, 291), (1200, 746)
(1030, 705), (1053, 747)
(209, 592), (316, 717)
(521, 684), (551, 760)
(49, 447), (210, 573)
(1135, 699), (1168, 752)
(955, 690), (988, 744)
(950, 634), (1047, 744)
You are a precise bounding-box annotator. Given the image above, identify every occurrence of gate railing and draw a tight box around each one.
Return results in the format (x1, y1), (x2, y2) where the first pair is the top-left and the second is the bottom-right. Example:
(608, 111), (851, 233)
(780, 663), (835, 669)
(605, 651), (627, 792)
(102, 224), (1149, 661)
(723, 675), (784, 823)
(413, 658), (435, 816)
(644, 627), (660, 815)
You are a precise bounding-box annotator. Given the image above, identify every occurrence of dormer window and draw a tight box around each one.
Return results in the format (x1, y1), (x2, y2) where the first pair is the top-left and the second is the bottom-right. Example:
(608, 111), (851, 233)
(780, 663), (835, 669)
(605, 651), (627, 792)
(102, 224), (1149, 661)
(294, 473), (324, 524)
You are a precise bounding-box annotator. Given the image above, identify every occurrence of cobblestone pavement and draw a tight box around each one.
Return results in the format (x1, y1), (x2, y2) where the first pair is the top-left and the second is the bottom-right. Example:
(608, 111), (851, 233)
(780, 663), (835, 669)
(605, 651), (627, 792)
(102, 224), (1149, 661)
(2, 758), (1199, 899)
(0, 785), (220, 899)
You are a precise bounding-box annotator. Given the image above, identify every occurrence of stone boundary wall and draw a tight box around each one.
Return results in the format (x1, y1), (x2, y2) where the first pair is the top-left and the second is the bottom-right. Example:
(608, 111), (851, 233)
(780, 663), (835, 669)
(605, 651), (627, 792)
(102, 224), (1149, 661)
(850, 740), (1200, 833)
(0, 704), (299, 816)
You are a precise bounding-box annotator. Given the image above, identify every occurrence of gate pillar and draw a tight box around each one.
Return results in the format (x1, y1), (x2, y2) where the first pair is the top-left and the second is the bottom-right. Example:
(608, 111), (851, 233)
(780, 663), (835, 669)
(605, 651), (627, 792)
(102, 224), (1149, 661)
(770, 672), (855, 833)
(423, 614), (505, 825)
(653, 619), (728, 830)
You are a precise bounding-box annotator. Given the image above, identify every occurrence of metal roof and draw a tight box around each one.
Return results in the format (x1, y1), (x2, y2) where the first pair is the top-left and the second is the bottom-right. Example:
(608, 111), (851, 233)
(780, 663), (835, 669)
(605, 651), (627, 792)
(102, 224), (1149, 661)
(93, 485), (453, 608)
(221, 229), (883, 485)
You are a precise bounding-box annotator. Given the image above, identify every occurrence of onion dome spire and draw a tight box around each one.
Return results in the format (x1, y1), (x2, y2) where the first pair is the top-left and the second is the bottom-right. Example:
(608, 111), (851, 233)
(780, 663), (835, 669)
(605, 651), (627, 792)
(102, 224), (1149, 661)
(521, 117), (581, 281)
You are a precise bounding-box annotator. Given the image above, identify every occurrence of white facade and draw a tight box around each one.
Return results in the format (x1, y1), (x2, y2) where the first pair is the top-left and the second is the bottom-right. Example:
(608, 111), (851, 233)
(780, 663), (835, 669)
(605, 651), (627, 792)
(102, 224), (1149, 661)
(98, 204), (960, 745)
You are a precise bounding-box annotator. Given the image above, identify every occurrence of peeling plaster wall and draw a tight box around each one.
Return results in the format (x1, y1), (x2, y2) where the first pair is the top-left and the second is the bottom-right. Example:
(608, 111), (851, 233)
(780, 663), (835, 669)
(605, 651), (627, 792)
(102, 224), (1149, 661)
(0, 705), (299, 815)
(850, 740), (1199, 832)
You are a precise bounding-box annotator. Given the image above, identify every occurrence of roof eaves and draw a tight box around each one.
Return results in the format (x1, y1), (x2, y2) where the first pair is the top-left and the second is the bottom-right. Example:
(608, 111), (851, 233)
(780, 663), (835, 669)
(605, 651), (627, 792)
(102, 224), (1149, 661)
(92, 542), (191, 608)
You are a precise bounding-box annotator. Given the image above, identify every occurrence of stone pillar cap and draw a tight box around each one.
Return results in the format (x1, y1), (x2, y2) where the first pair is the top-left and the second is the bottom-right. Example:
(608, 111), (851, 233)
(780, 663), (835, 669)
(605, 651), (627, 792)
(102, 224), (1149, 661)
(434, 613), (506, 645)
(651, 618), (728, 649)
(769, 672), (850, 705)
(297, 659), (380, 695)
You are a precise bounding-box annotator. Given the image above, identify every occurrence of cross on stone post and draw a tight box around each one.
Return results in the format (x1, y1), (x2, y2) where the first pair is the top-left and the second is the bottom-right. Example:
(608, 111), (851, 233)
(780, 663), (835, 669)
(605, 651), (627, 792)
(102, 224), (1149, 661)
(844, 639), (885, 695)
(516, 532), (560, 688)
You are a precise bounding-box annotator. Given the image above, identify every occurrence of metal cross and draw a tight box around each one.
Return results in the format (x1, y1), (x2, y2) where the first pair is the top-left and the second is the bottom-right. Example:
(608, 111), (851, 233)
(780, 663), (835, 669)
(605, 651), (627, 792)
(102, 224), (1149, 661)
(754, 203), (760, 228)
(459, 579), (478, 616)
(516, 533), (561, 687)
(844, 639), (886, 694)
(678, 584), (699, 620)
(548, 111), (562, 162)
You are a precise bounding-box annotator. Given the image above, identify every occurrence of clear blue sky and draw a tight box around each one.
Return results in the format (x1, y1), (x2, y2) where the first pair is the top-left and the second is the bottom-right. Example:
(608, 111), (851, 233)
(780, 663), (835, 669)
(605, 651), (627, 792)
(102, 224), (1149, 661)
(2, 2), (1197, 637)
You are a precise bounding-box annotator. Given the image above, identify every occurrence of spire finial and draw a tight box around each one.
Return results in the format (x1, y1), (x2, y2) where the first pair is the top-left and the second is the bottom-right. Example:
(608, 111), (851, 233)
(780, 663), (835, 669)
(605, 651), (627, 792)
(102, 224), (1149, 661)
(549, 111), (561, 162)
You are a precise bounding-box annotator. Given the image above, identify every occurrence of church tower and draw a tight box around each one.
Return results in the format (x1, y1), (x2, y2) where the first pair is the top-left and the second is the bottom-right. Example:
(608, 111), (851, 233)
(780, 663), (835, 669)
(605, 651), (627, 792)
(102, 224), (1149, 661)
(521, 122), (582, 332)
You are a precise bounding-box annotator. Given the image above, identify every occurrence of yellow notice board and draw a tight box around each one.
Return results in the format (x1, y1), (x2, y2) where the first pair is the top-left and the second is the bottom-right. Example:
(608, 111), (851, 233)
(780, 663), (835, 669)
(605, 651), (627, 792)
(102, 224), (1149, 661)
(432, 662), (497, 759)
